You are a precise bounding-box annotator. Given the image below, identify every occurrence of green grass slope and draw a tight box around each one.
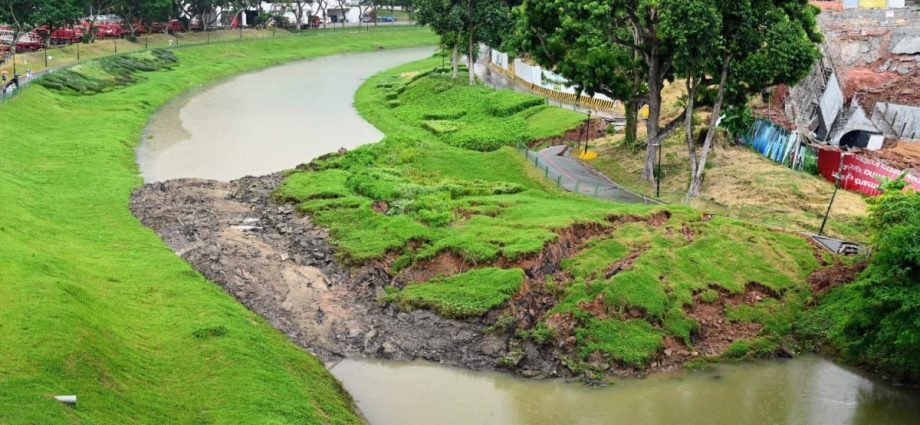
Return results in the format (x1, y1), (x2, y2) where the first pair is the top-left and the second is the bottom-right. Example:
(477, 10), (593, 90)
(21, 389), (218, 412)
(276, 58), (825, 372)
(0, 29), (436, 424)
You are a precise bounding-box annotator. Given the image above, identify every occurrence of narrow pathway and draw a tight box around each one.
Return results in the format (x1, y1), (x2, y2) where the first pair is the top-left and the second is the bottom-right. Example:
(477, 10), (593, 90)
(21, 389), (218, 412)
(523, 144), (660, 204)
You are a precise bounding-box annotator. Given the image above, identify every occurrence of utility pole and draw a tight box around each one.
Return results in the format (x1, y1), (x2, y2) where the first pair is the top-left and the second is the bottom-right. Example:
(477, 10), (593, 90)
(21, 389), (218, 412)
(819, 152), (847, 236)
(656, 141), (663, 198)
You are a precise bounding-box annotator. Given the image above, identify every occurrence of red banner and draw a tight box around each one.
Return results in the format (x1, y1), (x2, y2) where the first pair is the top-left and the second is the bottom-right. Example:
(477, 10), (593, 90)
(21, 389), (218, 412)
(817, 148), (920, 196)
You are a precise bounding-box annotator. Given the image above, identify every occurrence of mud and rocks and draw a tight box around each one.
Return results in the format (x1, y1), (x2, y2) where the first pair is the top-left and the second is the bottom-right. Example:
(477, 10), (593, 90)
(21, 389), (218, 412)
(132, 173), (840, 380)
(131, 175), (510, 371)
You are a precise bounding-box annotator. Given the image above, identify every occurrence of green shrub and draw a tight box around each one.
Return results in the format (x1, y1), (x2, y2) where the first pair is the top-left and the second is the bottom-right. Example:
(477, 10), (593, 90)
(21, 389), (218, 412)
(421, 120), (460, 135)
(808, 190), (920, 381)
(40, 49), (178, 94)
(487, 90), (545, 117)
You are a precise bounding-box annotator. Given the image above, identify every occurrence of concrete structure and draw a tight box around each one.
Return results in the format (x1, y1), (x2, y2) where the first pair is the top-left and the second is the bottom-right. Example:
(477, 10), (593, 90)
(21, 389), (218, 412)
(872, 102), (920, 140)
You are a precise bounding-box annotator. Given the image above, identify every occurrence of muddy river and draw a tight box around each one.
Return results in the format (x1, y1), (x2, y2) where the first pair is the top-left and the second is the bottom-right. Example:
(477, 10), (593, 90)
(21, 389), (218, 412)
(137, 46), (435, 182)
(332, 356), (920, 425)
(137, 48), (920, 424)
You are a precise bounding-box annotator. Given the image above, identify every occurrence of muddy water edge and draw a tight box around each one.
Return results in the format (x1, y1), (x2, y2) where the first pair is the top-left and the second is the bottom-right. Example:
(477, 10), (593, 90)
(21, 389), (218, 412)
(132, 48), (920, 424)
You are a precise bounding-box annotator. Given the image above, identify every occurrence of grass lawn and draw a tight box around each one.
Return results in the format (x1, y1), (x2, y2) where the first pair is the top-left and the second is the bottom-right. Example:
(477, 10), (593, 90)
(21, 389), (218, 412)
(588, 132), (869, 241)
(1, 26), (419, 77)
(276, 56), (827, 371)
(0, 28), (436, 424)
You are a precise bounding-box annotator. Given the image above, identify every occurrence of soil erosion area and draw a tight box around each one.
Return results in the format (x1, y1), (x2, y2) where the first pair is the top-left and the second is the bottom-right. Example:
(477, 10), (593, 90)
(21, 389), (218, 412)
(131, 175), (512, 371)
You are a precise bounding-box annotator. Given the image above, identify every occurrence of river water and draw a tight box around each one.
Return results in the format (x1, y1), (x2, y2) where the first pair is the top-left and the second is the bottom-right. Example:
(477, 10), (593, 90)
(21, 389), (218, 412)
(137, 47), (920, 424)
(137, 46), (435, 182)
(331, 356), (920, 425)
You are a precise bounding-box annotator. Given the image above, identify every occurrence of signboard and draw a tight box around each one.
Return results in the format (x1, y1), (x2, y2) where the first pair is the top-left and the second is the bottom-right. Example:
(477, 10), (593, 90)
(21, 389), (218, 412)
(817, 148), (920, 196)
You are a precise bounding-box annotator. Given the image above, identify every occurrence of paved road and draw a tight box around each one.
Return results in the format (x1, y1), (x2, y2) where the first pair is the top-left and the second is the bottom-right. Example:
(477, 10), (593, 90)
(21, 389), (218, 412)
(526, 145), (659, 204)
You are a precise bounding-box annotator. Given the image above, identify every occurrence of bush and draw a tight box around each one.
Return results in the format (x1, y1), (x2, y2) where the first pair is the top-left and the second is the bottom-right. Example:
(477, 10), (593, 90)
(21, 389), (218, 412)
(40, 49), (178, 94)
(810, 189), (920, 381)
(421, 120), (460, 135)
(487, 90), (545, 117)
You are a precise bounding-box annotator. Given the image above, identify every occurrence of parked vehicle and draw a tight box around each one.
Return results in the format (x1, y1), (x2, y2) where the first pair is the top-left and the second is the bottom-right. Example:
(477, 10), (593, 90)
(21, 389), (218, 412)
(378, 16), (398, 23)
(49, 27), (84, 45)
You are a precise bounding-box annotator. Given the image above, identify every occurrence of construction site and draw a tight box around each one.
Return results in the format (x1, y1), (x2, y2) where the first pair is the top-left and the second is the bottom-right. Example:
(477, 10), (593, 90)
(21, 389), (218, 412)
(759, 0), (920, 195)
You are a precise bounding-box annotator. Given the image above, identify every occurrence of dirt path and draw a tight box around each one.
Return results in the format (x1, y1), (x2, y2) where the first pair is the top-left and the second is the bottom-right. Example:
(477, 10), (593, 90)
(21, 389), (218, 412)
(131, 175), (509, 370)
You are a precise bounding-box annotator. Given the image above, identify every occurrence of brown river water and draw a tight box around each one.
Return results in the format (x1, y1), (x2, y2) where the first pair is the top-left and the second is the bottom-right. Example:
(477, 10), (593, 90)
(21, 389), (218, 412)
(137, 46), (435, 182)
(137, 47), (920, 424)
(331, 356), (920, 425)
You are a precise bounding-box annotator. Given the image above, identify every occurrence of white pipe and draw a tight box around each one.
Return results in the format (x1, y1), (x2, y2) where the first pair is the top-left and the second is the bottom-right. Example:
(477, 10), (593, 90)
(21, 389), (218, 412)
(54, 395), (77, 405)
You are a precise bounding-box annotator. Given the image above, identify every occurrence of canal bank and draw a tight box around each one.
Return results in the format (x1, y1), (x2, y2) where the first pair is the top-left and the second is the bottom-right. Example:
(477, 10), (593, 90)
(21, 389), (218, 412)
(0, 29), (437, 423)
(131, 46), (920, 424)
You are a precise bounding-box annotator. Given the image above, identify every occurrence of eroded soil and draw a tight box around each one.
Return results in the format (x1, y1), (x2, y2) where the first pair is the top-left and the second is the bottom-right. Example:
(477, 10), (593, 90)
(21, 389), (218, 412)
(131, 176), (509, 371)
(133, 175), (858, 380)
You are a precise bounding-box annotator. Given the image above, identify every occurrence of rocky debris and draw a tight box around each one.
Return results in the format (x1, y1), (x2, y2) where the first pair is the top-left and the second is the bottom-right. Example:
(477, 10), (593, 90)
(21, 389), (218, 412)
(130, 175), (512, 372)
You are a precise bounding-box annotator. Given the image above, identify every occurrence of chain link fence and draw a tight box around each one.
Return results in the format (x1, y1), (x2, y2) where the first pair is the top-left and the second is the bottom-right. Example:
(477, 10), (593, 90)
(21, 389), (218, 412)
(517, 143), (661, 205)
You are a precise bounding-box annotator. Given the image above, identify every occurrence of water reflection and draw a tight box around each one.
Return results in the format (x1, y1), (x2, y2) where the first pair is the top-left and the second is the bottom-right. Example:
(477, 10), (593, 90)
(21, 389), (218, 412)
(137, 46), (435, 182)
(330, 356), (920, 425)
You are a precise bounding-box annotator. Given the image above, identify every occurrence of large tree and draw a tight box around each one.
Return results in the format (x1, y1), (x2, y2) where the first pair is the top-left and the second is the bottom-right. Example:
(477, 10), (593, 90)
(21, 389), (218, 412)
(2, 0), (81, 74)
(415, 0), (463, 79)
(517, 0), (684, 184)
(513, 0), (644, 147)
(416, 0), (509, 84)
(666, 0), (820, 196)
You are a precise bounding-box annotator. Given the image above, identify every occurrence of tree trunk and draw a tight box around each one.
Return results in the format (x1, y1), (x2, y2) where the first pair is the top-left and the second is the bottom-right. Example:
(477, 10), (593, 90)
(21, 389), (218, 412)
(451, 43), (459, 79)
(467, 34), (475, 85)
(684, 77), (699, 180)
(624, 98), (639, 149)
(642, 46), (663, 183)
(688, 57), (732, 197)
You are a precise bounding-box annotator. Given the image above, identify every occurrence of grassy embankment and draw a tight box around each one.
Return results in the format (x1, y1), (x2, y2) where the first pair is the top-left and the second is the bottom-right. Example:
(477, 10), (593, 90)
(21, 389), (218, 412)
(588, 135), (869, 240)
(276, 56), (828, 372)
(0, 28), (436, 424)
(0, 25), (416, 77)
(581, 80), (868, 241)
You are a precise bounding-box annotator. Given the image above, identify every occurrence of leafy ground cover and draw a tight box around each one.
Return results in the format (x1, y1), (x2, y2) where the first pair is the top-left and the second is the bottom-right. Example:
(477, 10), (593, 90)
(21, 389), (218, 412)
(277, 57), (828, 373)
(802, 189), (920, 382)
(0, 28), (436, 424)
(372, 59), (586, 151)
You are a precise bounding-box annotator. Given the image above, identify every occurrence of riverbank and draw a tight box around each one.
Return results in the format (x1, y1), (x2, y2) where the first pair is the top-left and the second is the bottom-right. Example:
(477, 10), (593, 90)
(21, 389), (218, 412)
(0, 29), (436, 423)
(133, 55), (851, 382)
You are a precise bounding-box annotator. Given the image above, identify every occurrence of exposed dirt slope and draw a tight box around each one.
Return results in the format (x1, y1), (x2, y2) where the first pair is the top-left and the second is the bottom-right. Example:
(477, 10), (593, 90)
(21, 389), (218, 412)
(131, 176), (510, 370)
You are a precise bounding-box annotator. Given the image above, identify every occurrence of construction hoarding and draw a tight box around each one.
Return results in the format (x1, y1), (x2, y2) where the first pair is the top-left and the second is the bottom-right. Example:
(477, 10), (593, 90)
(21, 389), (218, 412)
(817, 148), (920, 195)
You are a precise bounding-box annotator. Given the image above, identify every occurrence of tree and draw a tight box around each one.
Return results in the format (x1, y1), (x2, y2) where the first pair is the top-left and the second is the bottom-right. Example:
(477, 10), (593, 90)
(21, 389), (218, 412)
(457, 0), (509, 85)
(517, 0), (686, 183)
(416, 0), (510, 85)
(357, 0), (374, 30)
(678, 0), (820, 196)
(314, 0), (328, 27)
(415, 0), (463, 79)
(185, 0), (225, 32)
(85, 0), (118, 41)
(660, 0), (721, 184)
(513, 0), (644, 147)
(1, 0), (80, 74)
(288, 0), (313, 29)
